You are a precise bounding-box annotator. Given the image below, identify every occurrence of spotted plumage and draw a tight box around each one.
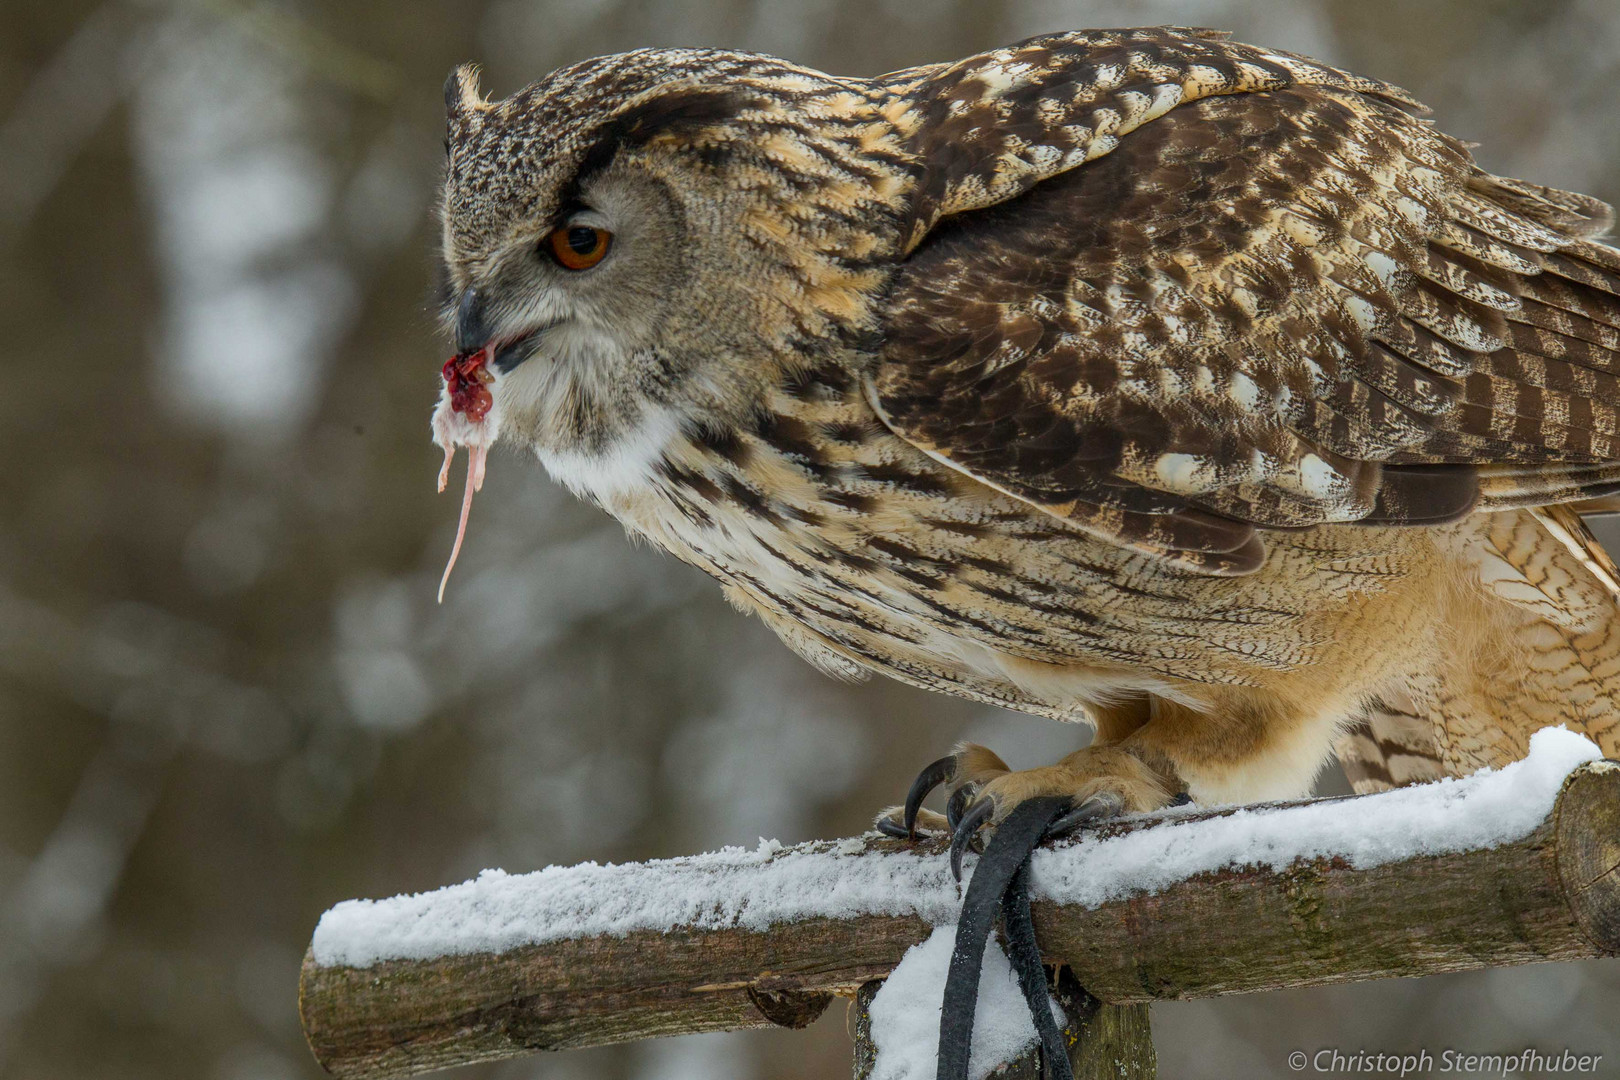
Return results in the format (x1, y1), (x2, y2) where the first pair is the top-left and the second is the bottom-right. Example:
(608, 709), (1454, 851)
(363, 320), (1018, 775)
(433, 27), (1620, 837)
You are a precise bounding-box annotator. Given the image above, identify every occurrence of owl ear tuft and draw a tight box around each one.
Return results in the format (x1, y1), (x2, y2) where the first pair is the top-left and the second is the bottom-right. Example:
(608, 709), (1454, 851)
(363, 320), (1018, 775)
(444, 64), (488, 141)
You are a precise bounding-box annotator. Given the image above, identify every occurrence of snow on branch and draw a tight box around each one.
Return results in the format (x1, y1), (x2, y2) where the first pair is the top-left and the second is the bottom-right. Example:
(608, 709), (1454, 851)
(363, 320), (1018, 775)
(299, 730), (1620, 1080)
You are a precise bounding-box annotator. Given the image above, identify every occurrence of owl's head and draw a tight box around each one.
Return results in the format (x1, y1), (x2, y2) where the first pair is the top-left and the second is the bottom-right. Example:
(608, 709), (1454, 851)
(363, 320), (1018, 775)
(432, 51), (909, 499)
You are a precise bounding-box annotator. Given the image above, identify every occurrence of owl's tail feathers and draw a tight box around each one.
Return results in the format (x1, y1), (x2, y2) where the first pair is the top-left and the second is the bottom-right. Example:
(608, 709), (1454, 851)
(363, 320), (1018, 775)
(1336, 507), (1620, 792)
(1474, 462), (1620, 512)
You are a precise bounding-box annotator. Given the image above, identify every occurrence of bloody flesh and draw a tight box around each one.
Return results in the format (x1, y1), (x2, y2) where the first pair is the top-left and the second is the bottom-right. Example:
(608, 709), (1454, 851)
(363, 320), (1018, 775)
(435, 346), (494, 603)
(442, 348), (494, 421)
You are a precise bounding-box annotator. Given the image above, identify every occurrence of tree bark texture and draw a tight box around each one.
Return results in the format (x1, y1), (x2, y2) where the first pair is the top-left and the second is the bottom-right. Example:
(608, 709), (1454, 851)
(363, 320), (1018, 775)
(299, 761), (1620, 1079)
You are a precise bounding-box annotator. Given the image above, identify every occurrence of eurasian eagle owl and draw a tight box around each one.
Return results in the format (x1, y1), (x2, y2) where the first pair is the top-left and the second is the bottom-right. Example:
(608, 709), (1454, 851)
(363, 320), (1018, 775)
(430, 27), (1620, 869)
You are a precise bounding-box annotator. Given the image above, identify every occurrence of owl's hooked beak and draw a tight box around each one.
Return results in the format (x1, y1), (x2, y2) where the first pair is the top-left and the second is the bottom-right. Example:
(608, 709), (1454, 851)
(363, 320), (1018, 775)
(456, 287), (549, 373)
(455, 288), (488, 354)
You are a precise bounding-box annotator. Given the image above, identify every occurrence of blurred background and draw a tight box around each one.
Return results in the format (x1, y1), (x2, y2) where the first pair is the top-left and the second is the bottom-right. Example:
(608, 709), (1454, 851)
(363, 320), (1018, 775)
(5, 1), (1620, 1077)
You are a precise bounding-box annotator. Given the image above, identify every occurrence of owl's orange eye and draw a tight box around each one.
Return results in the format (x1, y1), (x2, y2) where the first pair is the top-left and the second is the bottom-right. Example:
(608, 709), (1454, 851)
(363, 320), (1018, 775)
(547, 225), (612, 270)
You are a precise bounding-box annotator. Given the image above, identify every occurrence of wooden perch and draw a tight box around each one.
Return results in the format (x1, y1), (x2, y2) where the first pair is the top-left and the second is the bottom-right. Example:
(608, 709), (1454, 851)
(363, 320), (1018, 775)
(299, 758), (1620, 1080)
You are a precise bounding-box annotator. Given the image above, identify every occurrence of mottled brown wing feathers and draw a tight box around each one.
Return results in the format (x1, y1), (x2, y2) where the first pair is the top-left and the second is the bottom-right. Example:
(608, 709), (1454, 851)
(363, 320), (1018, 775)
(878, 28), (1421, 254)
(873, 31), (1620, 573)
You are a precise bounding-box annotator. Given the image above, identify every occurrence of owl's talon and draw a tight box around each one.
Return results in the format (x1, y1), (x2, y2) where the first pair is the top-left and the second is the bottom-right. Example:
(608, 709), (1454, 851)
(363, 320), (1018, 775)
(875, 804), (950, 838)
(874, 814), (911, 839)
(1045, 790), (1122, 838)
(945, 785), (972, 830)
(903, 754), (959, 836)
(892, 743), (1170, 875)
(949, 798), (995, 881)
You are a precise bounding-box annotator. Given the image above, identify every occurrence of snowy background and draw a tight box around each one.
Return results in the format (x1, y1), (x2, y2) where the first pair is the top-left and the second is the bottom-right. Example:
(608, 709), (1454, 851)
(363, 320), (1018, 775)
(3, 1), (1620, 1078)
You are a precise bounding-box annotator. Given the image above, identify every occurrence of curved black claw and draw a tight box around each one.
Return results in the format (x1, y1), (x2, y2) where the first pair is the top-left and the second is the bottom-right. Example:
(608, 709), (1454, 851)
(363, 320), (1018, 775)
(949, 798), (995, 882)
(1005, 861), (1074, 1080)
(938, 795), (1073, 1080)
(945, 785), (972, 831)
(874, 814), (911, 839)
(903, 755), (958, 837)
(1044, 791), (1124, 839)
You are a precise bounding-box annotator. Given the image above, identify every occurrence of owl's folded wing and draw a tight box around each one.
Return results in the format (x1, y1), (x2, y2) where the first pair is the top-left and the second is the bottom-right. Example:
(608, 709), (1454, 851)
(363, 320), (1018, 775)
(872, 45), (1620, 575)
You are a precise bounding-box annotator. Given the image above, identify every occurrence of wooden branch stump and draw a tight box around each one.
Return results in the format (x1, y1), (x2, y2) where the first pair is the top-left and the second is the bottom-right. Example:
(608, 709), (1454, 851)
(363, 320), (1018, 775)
(1057, 970), (1156, 1080)
(299, 757), (1620, 1079)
